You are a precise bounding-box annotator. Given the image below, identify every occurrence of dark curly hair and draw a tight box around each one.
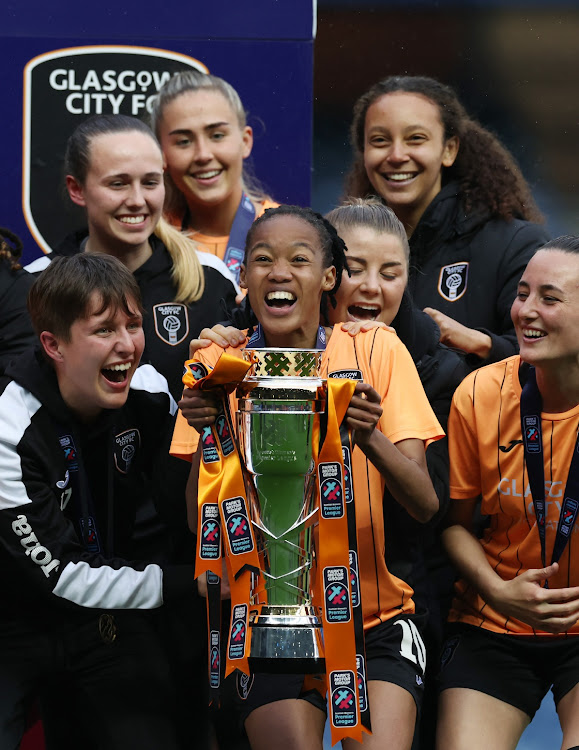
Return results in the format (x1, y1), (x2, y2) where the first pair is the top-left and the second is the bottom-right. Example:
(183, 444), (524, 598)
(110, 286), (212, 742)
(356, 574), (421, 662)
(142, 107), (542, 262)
(244, 205), (350, 325)
(345, 75), (543, 224)
(0, 227), (24, 272)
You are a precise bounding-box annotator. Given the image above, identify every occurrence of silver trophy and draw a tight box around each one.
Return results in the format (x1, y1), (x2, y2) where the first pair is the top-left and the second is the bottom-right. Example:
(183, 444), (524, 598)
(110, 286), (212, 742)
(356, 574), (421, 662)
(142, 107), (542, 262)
(236, 348), (326, 672)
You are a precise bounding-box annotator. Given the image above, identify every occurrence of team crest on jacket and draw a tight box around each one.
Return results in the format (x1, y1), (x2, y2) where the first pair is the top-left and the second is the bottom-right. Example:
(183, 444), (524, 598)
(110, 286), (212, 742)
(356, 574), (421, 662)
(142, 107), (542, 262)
(114, 429), (141, 474)
(153, 303), (189, 346)
(437, 262), (469, 302)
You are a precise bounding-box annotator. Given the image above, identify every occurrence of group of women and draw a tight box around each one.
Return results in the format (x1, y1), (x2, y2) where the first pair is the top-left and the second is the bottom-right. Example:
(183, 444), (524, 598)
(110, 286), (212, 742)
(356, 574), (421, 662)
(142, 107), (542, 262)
(11, 67), (578, 750)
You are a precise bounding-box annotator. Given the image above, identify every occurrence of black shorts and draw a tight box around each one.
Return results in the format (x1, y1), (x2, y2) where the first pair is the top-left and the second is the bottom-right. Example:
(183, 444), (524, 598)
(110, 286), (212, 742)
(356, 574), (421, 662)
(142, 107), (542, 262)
(232, 614), (426, 725)
(438, 624), (579, 719)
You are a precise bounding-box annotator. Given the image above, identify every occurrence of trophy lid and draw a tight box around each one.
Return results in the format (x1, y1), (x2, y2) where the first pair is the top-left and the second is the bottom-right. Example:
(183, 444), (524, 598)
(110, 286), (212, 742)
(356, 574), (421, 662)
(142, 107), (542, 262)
(243, 348), (324, 379)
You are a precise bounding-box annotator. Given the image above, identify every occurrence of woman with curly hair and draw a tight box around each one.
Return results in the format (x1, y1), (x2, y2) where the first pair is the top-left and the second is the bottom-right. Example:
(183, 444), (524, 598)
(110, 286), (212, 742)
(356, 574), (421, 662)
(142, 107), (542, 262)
(0, 227), (36, 372)
(345, 75), (550, 366)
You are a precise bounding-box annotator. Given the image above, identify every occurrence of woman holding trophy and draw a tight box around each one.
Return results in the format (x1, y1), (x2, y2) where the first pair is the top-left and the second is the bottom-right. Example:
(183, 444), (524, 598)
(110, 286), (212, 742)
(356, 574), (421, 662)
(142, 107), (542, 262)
(173, 205), (443, 750)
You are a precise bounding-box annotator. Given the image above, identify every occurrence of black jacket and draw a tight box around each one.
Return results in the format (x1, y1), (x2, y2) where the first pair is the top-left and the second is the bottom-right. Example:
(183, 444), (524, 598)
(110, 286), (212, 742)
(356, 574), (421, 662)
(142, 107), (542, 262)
(0, 349), (194, 624)
(408, 182), (550, 365)
(26, 233), (238, 400)
(0, 261), (36, 374)
(391, 292), (468, 521)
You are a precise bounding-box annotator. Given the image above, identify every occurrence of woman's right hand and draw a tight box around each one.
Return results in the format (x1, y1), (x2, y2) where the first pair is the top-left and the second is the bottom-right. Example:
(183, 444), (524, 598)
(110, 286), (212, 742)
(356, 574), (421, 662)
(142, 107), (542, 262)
(488, 562), (579, 633)
(188, 324), (246, 358)
(178, 388), (220, 433)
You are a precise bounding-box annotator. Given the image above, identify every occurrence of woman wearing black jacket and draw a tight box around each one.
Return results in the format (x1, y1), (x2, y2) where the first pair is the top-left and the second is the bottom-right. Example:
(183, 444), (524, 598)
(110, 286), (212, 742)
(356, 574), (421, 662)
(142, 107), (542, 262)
(345, 76), (550, 367)
(0, 227), (36, 373)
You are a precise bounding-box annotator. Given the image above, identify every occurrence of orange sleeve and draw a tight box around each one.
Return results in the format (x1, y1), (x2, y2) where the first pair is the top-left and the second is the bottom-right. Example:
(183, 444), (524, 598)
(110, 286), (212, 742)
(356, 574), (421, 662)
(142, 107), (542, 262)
(448, 372), (481, 499)
(169, 343), (238, 461)
(370, 331), (444, 448)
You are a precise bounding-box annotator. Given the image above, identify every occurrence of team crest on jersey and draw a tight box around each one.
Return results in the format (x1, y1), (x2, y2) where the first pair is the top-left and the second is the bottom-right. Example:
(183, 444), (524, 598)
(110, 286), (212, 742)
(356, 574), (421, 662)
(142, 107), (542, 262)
(113, 428), (141, 473)
(153, 303), (189, 346)
(438, 262), (469, 302)
(329, 369), (363, 381)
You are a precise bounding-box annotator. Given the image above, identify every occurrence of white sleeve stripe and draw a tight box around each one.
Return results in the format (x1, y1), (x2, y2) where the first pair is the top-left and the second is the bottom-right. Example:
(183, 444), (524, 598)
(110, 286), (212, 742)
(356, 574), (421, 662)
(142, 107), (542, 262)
(24, 255), (52, 273)
(53, 560), (163, 609)
(130, 364), (177, 415)
(196, 250), (241, 294)
(0, 382), (42, 510)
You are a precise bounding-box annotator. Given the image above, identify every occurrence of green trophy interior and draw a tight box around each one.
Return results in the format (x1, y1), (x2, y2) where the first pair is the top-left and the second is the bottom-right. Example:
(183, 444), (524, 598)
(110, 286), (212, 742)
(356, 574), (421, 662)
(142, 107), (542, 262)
(249, 404), (315, 606)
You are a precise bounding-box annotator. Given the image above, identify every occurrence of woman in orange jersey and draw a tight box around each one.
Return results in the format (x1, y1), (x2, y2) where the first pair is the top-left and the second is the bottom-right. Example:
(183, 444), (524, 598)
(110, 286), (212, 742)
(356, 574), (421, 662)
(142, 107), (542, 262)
(174, 205), (443, 750)
(150, 71), (277, 285)
(437, 236), (579, 750)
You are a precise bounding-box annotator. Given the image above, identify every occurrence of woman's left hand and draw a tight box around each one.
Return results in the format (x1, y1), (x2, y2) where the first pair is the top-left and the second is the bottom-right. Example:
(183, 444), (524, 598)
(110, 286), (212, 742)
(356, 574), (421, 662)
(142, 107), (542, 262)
(341, 320), (395, 336)
(424, 307), (492, 358)
(346, 382), (382, 446)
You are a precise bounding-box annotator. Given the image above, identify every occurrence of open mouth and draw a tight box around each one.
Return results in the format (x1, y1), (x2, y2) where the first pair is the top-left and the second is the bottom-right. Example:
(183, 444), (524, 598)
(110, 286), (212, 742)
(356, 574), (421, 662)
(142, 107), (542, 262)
(522, 329), (547, 339)
(117, 215), (147, 225)
(383, 172), (417, 184)
(265, 291), (297, 310)
(101, 363), (131, 384)
(348, 304), (381, 321)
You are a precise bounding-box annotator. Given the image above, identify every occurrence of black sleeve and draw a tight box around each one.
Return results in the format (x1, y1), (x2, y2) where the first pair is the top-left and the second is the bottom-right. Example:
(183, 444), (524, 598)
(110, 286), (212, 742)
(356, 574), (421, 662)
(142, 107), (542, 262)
(474, 221), (550, 365)
(0, 267), (36, 373)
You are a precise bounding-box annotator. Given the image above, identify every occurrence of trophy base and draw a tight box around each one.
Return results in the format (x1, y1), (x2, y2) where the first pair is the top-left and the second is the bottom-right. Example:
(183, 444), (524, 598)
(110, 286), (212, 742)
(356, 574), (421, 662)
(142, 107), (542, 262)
(248, 605), (325, 675)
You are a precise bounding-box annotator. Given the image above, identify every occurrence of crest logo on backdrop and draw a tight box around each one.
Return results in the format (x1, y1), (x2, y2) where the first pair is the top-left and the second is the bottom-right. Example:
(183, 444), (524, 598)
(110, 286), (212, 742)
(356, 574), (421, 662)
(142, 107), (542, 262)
(23, 46), (208, 254)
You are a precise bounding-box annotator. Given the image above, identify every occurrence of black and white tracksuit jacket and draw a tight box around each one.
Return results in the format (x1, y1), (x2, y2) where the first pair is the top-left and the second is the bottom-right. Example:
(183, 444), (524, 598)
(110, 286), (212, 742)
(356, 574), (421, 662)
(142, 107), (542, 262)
(0, 348), (194, 626)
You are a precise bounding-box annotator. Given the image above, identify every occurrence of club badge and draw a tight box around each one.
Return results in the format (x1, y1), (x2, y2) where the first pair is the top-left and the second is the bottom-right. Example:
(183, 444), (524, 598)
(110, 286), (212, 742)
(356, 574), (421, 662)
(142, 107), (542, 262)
(153, 303), (189, 346)
(438, 262), (468, 302)
(113, 428), (140, 474)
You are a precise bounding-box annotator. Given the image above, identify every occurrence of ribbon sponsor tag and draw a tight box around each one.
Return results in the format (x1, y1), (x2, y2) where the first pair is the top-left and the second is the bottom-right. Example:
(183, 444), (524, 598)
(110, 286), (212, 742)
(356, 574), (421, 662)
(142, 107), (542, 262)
(215, 413), (235, 457)
(228, 603), (249, 661)
(330, 670), (358, 729)
(319, 462), (344, 519)
(324, 566), (351, 623)
(356, 654), (368, 713)
(200, 504), (221, 560)
(209, 630), (220, 689)
(222, 497), (254, 556)
(342, 445), (353, 504)
(349, 550), (360, 608)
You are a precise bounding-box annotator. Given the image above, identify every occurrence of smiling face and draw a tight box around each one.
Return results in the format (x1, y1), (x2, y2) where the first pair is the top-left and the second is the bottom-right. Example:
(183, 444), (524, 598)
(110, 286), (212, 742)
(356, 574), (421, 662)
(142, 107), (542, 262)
(159, 89), (253, 216)
(331, 225), (408, 326)
(42, 292), (145, 422)
(66, 131), (164, 259)
(363, 92), (458, 230)
(511, 249), (579, 372)
(240, 214), (336, 349)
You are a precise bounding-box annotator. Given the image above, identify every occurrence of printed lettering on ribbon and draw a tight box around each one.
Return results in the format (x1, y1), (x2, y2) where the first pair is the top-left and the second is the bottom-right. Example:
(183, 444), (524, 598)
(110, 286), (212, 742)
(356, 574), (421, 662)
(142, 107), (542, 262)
(215, 413), (235, 457)
(201, 425), (219, 464)
(319, 462), (344, 519)
(200, 504), (221, 560)
(324, 566), (351, 623)
(523, 416), (541, 454)
(349, 550), (360, 608)
(228, 603), (248, 661)
(222, 497), (254, 555)
(330, 670), (358, 729)
(209, 630), (220, 689)
(342, 445), (353, 504)
(356, 654), (368, 713)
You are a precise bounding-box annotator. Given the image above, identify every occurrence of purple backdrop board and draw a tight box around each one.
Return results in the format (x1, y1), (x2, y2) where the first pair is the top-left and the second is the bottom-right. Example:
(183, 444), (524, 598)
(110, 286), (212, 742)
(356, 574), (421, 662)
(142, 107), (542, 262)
(1, 2), (315, 263)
